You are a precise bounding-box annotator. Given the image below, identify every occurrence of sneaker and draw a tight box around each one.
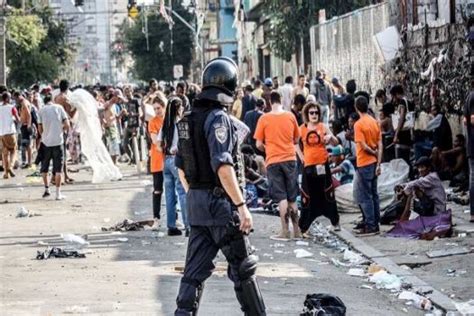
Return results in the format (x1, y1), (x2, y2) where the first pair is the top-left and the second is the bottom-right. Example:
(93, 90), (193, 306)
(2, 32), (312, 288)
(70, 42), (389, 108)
(42, 190), (51, 198)
(354, 226), (380, 236)
(167, 227), (183, 236)
(353, 221), (365, 230)
(55, 193), (65, 200)
(176, 220), (185, 230)
(151, 219), (160, 231)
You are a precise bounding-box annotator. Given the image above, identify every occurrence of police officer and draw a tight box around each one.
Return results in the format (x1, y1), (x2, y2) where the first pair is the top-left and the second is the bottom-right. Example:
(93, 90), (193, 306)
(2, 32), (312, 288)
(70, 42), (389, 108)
(174, 57), (266, 315)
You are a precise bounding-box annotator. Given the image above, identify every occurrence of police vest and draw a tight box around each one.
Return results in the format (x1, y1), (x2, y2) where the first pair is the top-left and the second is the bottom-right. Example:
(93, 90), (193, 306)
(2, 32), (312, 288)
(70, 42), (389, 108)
(177, 105), (245, 191)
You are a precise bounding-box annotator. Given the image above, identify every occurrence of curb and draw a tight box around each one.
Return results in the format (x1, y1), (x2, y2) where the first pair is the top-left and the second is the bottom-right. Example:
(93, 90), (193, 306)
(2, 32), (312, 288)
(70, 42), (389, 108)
(332, 228), (458, 313)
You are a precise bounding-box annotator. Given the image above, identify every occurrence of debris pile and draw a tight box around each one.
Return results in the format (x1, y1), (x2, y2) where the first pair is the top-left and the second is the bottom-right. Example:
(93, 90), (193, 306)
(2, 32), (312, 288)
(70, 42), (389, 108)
(101, 219), (154, 232)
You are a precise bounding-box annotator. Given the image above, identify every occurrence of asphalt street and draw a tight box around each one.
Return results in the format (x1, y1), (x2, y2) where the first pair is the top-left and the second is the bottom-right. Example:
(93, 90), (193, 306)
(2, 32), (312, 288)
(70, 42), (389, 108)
(0, 164), (469, 315)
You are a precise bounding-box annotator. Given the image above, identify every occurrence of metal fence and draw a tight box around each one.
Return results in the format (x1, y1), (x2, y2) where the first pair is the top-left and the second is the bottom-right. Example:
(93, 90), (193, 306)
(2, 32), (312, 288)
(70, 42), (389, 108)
(310, 2), (391, 93)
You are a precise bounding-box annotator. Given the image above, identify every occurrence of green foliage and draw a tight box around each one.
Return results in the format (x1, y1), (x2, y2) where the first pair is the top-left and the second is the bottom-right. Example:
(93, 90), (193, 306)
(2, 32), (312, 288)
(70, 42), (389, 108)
(264, 0), (374, 62)
(6, 10), (46, 51)
(6, 6), (74, 88)
(123, 0), (194, 81)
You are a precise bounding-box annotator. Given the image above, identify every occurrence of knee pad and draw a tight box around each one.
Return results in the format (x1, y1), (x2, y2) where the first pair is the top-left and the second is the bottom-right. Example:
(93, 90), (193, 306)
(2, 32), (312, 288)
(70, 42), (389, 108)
(238, 255), (258, 280)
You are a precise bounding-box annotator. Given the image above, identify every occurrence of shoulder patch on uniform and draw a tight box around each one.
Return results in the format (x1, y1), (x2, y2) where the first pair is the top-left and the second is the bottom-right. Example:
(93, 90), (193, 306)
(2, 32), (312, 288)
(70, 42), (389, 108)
(215, 125), (228, 144)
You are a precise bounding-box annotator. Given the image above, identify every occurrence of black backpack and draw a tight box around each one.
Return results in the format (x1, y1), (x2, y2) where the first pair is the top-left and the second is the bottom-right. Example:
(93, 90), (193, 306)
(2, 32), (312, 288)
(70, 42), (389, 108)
(301, 293), (346, 316)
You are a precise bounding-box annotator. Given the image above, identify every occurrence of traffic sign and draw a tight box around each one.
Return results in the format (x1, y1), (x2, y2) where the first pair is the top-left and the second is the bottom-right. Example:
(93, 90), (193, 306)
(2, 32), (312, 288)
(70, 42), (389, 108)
(128, 5), (139, 19)
(173, 65), (183, 79)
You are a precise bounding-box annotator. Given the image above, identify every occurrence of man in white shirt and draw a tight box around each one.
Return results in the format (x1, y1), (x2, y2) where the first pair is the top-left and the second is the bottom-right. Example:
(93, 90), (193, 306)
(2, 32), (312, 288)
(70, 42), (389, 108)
(0, 92), (20, 179)
(279, 76), (294, 111)
(38, 95), (70, 200)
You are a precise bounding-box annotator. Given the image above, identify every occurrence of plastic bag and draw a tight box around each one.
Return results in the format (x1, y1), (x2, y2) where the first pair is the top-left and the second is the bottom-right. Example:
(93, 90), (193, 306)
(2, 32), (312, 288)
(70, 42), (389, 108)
(336, 159), (409, 212)
(301, 293), (346, 316)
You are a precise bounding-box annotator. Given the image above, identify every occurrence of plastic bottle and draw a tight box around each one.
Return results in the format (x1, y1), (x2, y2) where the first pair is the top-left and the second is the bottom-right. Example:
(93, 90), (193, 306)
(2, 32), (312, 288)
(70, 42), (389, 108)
(413, 296), (432, 311)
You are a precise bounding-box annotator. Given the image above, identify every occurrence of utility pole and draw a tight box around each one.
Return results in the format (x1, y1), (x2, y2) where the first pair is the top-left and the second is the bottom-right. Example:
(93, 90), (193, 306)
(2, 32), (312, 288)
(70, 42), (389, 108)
(0, 1), (6, 86)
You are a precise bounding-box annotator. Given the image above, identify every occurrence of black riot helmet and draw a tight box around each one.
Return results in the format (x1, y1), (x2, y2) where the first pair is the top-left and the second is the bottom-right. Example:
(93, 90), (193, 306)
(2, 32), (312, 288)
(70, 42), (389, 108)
(202, 57), (238, 96)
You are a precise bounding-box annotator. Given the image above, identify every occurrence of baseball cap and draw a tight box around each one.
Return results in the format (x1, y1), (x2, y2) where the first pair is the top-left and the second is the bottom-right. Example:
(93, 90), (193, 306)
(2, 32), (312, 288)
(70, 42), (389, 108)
(329, 145), (344, 156)
(264, 78), (273, 87)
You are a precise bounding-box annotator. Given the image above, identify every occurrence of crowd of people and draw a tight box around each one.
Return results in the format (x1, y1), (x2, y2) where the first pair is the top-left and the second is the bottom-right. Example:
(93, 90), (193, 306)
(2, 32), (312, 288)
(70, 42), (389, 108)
(0, 69), (473, 240)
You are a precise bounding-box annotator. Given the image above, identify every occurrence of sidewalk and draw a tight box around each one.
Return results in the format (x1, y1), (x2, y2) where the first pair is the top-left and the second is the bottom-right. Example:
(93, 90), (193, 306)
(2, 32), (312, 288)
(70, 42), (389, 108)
(335, 203), (474, 313)
(0, 164), (427, 315)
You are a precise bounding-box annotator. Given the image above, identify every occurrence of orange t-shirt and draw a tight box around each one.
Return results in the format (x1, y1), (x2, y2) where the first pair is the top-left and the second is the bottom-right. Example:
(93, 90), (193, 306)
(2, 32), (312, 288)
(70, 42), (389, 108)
(300, 123), (328, 166)
(148, 116), (165, 173)
(254, 111), (300, 166)
(354, 114), (381, 168)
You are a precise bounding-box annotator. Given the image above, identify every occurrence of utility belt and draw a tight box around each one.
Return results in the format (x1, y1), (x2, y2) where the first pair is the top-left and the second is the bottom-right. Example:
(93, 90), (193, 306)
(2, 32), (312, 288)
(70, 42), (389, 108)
(189, 184), (228, 197)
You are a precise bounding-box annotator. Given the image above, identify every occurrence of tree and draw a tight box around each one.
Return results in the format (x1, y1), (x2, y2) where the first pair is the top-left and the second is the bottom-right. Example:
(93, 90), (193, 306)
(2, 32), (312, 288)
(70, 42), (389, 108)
(123, 0), (194, 82)
(264, 0), (375, 70)
(6, 6), (73, 87)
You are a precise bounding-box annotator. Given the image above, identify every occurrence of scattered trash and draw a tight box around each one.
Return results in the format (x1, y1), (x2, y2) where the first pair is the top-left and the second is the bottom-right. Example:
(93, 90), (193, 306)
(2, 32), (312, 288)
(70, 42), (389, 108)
(294, 249), (313, 258)
(359, 284), (374, 290)
(134, 210), (147, 216)
(61, 233), (89, 249)
(398, 291), (432, 310)
(16, 207), (29, 218)
(347, 268), (366, 277)
(445, 243), (459, 247)
(141, 180), (152, 186)
(343, 249), (368, 265)
(464, 210), (471, 214)
(453, 299), (474, 315)
(426, 247), (470, 258)
(319, 252), (327, 257)
(301, 293), (346, 316)
(64, 305), (89, 314)
(101, 219), (154, 232)
(117, 238), (128, 242)
(36, 247), (86, 260)
(271, 243), (286, 248)
(399, 265), (411, 270)
(309, 221), (347, 251)
(295, 240), (309, 246)
(156, 232), (165, 238)
(458, 233), (467, 238)
(37, 241), (48, 246)
(274, 250), (284, 254)
(103, 218), (111, 223)
(368, 263), (385, 275)
(330, 258), (352, 267)
(369, 270), (402, 290)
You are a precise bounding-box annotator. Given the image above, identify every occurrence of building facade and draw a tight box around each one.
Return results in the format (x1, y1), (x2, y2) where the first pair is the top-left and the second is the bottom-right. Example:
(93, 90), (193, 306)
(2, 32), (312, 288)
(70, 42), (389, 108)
(49, 0), (129, 84)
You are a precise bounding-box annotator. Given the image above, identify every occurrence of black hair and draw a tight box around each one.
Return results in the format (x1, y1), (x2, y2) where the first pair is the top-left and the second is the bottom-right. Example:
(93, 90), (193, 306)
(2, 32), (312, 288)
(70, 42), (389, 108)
(293, 94), (306, 107)
(256, 98), (265, 109)
(270, 91), (281, 104)
(245, 85), (253, 92)
(32, 84), (40, 91)
(0, 85), (7, 93)
(2, 92), (10, 101)
(43, 94), (52, 104)
(241, 144), (255, 155)
(355, 96), (368, 113)
(176, 82), (186, 91)
(331, 119), (343, 134)
(284, 76), (293, 84)
(162, 97), (183, 153)
(254, 79), (261, 87)
(390, 84), (404, 96)
(346, 79), (356, 94)
(59, 80), (69, 92)
(149, 78), (157, 86)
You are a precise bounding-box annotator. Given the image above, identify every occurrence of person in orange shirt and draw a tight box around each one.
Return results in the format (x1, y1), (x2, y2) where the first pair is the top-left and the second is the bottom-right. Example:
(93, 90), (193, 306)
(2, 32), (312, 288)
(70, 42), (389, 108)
(353, 96), (383, 236)
(148, 96), (166, 230)
(296, 102), (340, 236)
(254, 91), (300, 240)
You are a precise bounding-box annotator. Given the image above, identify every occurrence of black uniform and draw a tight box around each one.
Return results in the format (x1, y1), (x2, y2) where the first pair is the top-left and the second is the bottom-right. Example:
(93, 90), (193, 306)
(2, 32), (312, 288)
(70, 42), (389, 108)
(174, 84), (266, 315)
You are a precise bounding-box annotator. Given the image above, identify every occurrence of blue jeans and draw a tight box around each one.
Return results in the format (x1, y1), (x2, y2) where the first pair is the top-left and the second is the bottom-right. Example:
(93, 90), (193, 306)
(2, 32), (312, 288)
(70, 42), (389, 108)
(320, 105), (329, 125)
(355, 163), (380, 230)
(164, 156), (188, 229)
